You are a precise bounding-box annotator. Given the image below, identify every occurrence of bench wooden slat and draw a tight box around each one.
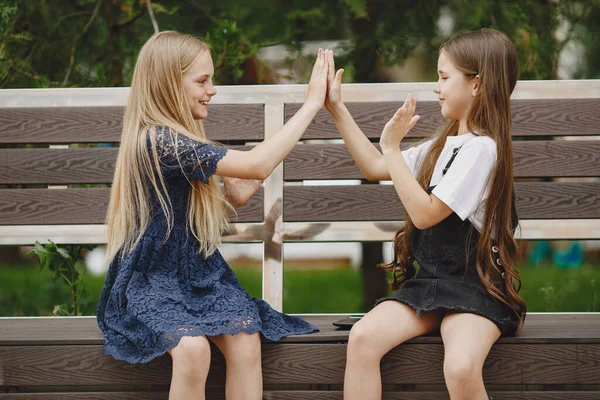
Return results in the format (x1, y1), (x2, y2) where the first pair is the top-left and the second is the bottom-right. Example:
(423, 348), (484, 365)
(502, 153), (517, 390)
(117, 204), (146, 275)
(0, 105), (264, 144)
(283, 182), (600, 221)
(264, 393), (600, 400)
(0, 188), (263, 224)
(1, 393), (599, 400)
(1, 343), (598, 386)
(0, 146), (252, 185)
(265, 393), (600, 400)
(0, 394), (169, 400)
(1, 314), (599, 346)
(8, 139), (599, 185)
(284, 140), (600, 180)
(285, 99), (600, 139)
(0, 148), (118, 184)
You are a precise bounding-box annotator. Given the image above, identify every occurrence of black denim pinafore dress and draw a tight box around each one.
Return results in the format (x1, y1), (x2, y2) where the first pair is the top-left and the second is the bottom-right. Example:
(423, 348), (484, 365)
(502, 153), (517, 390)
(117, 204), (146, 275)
(376, 146), (519, 336)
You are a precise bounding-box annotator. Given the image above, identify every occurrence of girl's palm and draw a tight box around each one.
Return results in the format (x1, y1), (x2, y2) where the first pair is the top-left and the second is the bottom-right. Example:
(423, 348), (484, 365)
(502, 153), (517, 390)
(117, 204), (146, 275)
(380, 94), (420, 149)
(305, 50), (328, 109)
(325, 50), (344, 112)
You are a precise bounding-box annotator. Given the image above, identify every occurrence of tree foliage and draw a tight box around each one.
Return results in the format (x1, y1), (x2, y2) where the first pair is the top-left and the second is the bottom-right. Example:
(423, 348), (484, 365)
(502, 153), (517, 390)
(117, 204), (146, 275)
(0, 0), (596, 89)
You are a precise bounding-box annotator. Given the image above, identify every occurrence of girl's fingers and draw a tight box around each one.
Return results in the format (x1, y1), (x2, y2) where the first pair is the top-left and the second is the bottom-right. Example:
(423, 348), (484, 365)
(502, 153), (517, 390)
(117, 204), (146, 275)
(393, 107), (403, 121)
(411, 95), (417, 116)
(334, 69), (344, 87)
(320, 55), (328, 82)
(410, 115), (420, 126)
(320, 51), (328, 76)
(310, 49), (322, 82)
(328, 50), (335, 82)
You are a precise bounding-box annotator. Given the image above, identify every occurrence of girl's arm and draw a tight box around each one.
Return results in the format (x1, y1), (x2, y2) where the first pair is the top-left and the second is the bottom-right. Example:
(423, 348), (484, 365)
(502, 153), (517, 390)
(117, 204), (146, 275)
(223, 177), (262, 209)
(326, 50), (390, 181)
(215, 50), (329, 180)
(380, 94), (453, 230)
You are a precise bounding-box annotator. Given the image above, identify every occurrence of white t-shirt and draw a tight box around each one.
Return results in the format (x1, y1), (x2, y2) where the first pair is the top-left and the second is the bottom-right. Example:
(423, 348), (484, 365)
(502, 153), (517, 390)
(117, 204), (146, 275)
(401, 133), (497, 233)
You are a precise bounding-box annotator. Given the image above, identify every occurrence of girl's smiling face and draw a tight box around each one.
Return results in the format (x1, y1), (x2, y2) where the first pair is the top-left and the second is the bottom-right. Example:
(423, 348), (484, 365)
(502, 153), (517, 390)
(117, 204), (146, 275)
(434, 50), (478, 125)
(182, 51), (217, 120)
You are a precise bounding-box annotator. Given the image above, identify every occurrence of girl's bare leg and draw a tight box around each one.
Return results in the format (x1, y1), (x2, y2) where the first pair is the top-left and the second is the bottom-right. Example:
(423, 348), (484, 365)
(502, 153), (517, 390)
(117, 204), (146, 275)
(210, 332), (262, 400)
(168, 335), (212, 400)
(440, 313), (501, 400)
(343, 301), (443, 400)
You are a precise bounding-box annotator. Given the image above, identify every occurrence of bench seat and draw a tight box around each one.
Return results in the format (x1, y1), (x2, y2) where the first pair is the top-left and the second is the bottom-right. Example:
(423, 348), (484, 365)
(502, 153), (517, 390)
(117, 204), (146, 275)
(1, 314), (599, 399)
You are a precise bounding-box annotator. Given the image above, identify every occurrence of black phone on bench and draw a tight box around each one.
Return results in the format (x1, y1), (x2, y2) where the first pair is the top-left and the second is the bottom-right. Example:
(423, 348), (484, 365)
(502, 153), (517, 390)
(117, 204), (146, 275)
(332, 315), (363, 329)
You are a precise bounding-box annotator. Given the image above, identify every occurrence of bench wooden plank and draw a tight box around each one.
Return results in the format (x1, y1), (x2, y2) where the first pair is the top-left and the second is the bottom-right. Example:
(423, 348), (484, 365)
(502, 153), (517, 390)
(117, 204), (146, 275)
(1, 343), (598, 386)
(6, 139), (598, 185)
(1, 393), (599, 400)
(0, 393), (170, 400)
(265, 394), (600, 400)
(285, 99), (600, 139)
(0, 105), (264, 144)
(1, 314), (599, 346)
(264, 393), (600, 400)
(0, 188), (263, 224)
(283, 182), (600, 221)
(0, 146), (252, 185)
(284, 141), (600, 180)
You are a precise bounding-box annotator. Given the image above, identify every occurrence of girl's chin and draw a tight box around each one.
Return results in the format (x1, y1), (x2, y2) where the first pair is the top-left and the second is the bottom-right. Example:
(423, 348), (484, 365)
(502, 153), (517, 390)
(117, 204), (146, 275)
(440, 107), (457, 120)
(192, 109), (208, 120)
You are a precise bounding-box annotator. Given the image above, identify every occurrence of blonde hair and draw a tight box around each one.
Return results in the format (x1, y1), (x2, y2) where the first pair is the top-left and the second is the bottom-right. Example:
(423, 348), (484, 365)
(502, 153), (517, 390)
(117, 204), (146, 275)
(105, 31), (229, 265)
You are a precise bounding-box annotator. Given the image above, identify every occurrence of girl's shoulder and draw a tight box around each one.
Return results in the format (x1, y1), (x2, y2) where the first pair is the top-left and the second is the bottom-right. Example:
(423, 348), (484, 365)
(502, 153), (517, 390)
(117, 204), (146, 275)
(146, 124), (176, 142)
(459, 134), (496, 156)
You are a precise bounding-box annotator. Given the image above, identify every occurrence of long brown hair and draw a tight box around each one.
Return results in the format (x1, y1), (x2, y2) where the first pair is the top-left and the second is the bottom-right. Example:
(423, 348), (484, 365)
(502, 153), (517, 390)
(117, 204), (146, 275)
(383, 28), (526, 332)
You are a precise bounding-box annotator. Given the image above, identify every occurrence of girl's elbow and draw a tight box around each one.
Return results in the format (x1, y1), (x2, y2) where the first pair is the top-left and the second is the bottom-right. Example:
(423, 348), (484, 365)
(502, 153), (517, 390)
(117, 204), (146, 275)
(360, 167), (379, 181)
(412, 216), (432, 230)
(257, 165), (271, 180)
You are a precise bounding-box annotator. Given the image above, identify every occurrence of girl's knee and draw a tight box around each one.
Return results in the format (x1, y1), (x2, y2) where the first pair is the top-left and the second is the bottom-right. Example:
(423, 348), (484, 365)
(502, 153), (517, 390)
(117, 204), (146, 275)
(443, 352), (482, 384)
(223, 332), (261, 367)
(347, 322), (383, 360)
(170, 336), (211, 377)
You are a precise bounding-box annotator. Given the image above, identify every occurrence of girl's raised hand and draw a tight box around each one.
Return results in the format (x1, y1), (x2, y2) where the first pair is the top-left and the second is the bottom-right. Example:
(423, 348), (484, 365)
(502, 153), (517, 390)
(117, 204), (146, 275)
(325, 49), (344, 112)
(380, 94), (420, 151)
(304, 49), (329, 111)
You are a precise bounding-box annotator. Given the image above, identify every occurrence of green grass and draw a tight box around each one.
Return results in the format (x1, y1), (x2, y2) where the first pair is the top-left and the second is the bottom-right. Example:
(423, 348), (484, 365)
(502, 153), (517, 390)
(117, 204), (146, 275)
(283, 267), (364, 314)
(519, 263), (600, 312)
(1, 262), (599, 316)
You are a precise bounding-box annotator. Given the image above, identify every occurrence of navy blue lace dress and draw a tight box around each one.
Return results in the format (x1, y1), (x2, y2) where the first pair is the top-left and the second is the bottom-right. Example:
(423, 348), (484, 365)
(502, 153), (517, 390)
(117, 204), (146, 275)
(97, 126), (317, 364)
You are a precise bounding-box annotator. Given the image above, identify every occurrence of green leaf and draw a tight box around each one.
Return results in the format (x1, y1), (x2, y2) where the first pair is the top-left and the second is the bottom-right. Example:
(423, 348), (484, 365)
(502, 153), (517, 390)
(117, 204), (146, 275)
(150, 2), (178, 15)
(56, 247), (71, 260)
(74, 261), (86, 276)
(341, 0), (368, 19)
(52, 304), (70, 316)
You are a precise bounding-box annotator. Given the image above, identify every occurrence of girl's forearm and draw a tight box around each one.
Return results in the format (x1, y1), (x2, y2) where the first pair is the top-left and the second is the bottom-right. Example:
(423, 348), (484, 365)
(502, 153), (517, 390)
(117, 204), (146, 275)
(330, 103), (388, 180)
(382, 147), (433, 228)
(247, 103), (320, 178)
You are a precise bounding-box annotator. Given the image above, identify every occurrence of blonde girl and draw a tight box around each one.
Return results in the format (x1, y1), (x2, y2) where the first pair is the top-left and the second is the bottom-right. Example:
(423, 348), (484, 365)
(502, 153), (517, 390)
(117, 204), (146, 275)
(97, 31), (328, 400)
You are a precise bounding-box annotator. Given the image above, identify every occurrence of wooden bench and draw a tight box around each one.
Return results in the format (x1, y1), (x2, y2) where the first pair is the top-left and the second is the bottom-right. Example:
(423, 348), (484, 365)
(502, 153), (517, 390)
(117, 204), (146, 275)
(1, 81), (599, 399)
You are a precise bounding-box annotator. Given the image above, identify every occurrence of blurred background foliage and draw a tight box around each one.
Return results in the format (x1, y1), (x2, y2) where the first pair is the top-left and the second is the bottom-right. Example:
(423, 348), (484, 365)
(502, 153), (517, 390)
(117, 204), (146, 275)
(0, 0), (598, 88)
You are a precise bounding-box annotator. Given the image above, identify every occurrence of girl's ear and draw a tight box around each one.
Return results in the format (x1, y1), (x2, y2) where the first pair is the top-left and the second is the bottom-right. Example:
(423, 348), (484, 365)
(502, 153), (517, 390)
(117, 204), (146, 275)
(472, 74), (480, 97)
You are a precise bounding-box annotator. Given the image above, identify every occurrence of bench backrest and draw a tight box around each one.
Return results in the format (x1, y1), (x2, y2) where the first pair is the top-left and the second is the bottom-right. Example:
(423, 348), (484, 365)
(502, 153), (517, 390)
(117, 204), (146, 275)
(1, 81), (599, 309)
